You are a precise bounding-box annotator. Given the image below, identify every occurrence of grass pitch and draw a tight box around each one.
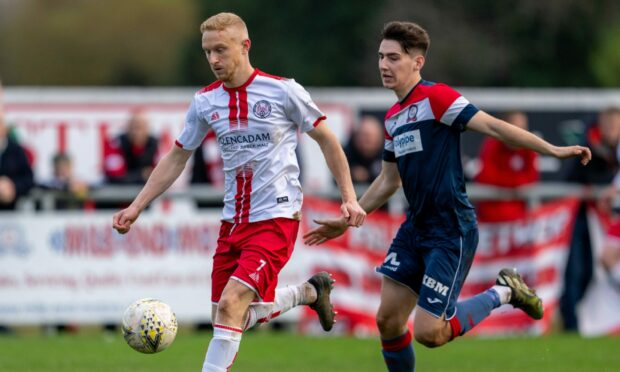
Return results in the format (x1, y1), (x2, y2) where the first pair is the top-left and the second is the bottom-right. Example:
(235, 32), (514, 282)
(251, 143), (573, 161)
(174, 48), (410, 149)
(0, 330), (618, 371)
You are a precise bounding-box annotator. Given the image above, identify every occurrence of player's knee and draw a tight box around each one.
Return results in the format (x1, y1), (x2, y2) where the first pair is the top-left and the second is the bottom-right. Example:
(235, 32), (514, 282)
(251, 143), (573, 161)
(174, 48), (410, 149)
(414, 328), (447, 348)
(376, 312), (402, 336)
(217, 294), (244, 320)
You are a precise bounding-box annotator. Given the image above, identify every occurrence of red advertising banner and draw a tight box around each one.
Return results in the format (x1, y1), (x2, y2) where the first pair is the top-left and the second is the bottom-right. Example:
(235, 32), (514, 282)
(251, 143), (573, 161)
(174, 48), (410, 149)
(298, 197), (579, 336)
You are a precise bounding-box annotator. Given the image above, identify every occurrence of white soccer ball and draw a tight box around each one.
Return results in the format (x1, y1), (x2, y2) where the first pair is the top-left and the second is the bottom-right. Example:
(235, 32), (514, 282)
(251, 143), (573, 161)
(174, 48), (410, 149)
(121, 298), (178, 354)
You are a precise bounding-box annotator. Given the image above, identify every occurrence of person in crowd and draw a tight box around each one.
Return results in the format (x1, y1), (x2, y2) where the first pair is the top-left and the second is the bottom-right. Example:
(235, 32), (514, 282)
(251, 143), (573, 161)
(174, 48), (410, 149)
(474, 111), (539, 222)
(345, 115), (385, 185)
(0, 80), (34, 210)
(104, 109), (159, 185)
(40, 152), (90, 209)
(561, 106), (620, 331)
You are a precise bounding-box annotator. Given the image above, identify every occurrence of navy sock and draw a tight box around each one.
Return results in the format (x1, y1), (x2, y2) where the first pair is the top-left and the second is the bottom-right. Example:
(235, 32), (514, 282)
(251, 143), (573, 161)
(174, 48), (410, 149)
(449, 289), (501, 338)
(381, 330), (415, 372)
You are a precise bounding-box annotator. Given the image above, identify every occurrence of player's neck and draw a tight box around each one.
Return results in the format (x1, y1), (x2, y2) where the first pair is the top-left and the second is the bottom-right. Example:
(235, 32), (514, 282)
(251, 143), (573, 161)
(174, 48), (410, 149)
(224, 64), (256, 89)
(394, 75), (422, 102)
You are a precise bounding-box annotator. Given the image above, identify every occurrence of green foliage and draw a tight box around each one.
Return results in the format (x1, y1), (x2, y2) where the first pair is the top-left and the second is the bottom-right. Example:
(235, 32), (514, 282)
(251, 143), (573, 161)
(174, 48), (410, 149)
(591, 24), (620, 87)
(1, 0), (620, 87)
(0, 0), (197, 85)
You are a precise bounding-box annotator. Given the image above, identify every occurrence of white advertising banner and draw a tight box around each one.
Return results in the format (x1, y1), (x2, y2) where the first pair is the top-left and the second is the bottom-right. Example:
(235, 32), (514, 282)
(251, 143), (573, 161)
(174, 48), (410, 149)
(0, 202), (222, 324)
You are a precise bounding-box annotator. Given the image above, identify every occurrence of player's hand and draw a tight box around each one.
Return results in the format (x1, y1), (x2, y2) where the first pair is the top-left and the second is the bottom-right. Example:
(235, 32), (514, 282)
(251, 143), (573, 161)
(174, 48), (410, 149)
(552, 145), (592, 165)
(112, 206), (141, 234)
(303, 217), (349, 246)
(340, 200), (367, 227)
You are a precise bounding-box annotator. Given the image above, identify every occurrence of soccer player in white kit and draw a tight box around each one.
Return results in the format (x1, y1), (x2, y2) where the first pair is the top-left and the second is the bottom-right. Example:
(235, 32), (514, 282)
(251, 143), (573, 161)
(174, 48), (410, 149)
(112, 12), (366, 371)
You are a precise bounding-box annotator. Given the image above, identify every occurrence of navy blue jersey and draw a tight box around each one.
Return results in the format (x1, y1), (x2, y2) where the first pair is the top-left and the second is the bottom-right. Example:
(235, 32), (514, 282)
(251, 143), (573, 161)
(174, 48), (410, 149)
(383, 80), (479, 235)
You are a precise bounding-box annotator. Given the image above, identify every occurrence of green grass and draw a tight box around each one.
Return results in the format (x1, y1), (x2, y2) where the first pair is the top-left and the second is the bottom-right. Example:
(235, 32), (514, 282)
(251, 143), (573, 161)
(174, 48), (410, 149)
(1, 330), (619, 371)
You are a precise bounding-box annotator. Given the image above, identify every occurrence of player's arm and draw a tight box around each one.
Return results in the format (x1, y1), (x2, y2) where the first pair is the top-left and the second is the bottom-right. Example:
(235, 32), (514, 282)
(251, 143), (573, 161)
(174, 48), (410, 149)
(303, 161), (401, 245)
(306, 121), (366, 227)
(466, 111), (591, 165)
(112, 145), (193, 234)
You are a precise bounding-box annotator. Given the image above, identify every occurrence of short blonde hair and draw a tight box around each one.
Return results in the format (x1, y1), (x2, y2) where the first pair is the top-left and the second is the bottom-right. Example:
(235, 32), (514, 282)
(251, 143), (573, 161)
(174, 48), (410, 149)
(200, 12), (247, 33)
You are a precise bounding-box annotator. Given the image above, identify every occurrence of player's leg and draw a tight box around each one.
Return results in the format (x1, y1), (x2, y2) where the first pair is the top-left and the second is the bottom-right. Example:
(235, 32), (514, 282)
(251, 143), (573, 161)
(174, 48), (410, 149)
(375, 219), (420, 372)
(203, 280), (256, 372)
(413, 228), (481, 347)
(376, 276), (417, 372)
(244, 271), (336, 331)
(203, 222), (246, 372)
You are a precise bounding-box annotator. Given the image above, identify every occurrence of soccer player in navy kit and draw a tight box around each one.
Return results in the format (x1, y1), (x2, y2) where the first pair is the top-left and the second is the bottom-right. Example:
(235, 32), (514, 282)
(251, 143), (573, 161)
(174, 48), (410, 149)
(304, 21), (592, 371)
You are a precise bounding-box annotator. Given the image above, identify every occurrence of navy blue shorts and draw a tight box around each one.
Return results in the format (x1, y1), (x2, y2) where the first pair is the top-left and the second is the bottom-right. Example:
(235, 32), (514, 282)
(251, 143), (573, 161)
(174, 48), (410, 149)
(376, 220), (479, 319)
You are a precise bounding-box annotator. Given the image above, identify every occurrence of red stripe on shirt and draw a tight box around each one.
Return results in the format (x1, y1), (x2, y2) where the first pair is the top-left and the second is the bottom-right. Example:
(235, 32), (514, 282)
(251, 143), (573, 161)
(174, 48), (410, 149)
(174, 140), (184, 149)
(228, 90), (239, 130)
(240, 167), (253, 223)
(238, 87), (249, 128)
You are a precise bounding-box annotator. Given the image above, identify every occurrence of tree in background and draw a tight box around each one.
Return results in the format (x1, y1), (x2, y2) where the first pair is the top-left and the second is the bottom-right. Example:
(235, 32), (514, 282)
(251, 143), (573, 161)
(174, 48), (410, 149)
(1, 0), (619, 87)
(0, 0), (197, 85)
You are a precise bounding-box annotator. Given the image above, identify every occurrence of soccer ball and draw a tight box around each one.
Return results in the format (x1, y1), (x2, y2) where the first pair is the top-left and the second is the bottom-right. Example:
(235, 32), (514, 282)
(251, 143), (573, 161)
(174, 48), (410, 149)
(121, 298), (178, 354)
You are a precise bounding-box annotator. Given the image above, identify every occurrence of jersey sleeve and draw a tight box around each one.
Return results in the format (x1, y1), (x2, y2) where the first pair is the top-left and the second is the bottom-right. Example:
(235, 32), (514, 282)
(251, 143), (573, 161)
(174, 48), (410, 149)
(285, 79), (326, 133)
(429, 84), (479, 132)
(382, 120), (396, 162)
(176, 96), (211, 150)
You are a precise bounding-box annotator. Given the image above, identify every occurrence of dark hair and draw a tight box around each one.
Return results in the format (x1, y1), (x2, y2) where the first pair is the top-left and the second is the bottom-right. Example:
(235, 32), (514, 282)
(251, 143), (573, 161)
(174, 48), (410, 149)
(53, 152), (71, 165)
(381, 21), (430, 55)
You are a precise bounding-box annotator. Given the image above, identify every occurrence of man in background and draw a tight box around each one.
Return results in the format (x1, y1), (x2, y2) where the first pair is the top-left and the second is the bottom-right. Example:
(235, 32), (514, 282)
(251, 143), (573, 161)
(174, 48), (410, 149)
(0, 80), (34, 210)
(474, 111), (539, 222)
(104, 109), (159, 185)
(345, 115), (385, 184)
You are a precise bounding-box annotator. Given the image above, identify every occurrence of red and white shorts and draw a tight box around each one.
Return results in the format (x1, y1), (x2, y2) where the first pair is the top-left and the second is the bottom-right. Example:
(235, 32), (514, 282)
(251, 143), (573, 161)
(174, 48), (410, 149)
(211, 218), (300, 304)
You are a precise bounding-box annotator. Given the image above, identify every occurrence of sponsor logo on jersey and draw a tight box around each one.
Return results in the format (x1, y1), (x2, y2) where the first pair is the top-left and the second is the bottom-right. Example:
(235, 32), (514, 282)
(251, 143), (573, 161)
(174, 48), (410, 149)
(276, 196), (289, 204)
(423, 275), (449, 296)
(253, 100), (272, 119)
(393, 129), (423, 157)
(210, 112), (220, 121)
(407, 105), (418, 122)
(219, 132), (272, 149)
(426, 297), (443, 304)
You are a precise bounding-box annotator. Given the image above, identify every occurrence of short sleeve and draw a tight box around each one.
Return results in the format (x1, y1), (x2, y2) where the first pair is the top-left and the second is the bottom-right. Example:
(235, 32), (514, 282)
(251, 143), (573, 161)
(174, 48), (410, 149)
(285, 79), (326, 132)
(383, 125), (396, 162)
(176, 96), (211, 150)
(429, 84), (479, 132)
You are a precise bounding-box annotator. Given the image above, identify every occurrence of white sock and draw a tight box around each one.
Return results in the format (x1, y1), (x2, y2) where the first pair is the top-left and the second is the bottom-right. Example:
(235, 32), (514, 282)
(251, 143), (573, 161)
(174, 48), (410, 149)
(243, 285), (304, 330)
(491, 285), (512, 305)
(202, 324), (243, 372)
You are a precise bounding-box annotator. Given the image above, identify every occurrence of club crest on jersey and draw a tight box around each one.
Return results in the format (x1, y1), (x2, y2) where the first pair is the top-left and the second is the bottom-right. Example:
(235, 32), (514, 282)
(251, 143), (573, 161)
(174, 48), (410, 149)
(407, 105), (418, 122)
(253, 100), (272, 119)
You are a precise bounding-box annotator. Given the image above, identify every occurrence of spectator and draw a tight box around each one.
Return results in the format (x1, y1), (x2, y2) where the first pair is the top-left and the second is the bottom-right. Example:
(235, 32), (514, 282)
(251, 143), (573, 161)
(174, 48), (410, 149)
(40, 152), (90, 209)
(190, 131), (224, 187)
(344, 115), (384, 184)
(474, 111), (539, 222)
(561, 107), (620, 331)
(104, 109), (159, 184)
(601, 222), (620, 291)
(0, 81), (34, 210)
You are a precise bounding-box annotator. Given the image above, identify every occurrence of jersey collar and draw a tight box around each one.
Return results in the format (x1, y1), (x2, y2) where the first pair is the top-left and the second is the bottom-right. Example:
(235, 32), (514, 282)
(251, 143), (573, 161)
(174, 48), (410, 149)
(223, 68), (259, 92)
(399, 78), (423, 106)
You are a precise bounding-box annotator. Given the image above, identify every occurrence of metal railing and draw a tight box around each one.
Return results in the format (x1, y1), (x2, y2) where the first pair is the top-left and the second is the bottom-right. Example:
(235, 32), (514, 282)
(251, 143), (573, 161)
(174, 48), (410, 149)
(15, 182), (605, 213)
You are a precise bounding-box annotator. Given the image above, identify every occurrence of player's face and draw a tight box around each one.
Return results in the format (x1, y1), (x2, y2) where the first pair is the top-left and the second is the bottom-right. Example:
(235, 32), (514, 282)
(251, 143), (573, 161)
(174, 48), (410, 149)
(202, 28), (247, 83)
(378, 39), (423, 93)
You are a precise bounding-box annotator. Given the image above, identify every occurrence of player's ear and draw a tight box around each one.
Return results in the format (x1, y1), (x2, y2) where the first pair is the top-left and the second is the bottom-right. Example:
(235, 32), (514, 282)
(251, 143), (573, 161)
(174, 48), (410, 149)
(241, 39), (251, 55)
(413, 54), (425, 71)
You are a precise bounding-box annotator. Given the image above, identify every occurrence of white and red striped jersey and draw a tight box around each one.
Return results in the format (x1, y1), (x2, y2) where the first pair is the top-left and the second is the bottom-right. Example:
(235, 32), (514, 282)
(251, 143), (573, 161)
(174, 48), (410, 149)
(176, 68), (325, 223)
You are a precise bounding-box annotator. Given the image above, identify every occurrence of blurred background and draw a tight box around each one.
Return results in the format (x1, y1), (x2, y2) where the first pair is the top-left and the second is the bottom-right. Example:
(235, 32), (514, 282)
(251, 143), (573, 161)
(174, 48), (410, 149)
(2, 0), (620, 370)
